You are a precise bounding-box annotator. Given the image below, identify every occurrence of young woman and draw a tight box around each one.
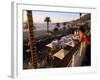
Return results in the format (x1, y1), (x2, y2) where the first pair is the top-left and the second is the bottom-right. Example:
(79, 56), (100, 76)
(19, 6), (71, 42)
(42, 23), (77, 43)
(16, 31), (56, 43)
(79, 26), (91, 66)
(79, 26), (90, 45)
(79, 26), (90, 57)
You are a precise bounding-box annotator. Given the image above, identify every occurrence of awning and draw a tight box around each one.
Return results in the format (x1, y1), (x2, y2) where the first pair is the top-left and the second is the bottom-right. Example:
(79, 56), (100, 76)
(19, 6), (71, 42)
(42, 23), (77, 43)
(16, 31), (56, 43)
(53, 49), (65, 60)
(46, 43), (53, 48)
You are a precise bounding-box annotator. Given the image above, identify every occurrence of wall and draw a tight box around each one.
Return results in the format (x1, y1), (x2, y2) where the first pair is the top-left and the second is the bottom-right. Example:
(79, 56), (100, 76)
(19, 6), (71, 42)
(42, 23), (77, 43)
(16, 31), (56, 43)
(0, 0), (100, 80)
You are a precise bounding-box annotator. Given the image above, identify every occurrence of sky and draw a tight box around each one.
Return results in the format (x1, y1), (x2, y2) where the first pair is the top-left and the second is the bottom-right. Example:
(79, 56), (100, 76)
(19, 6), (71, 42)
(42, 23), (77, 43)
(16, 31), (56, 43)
(23, 10), (86, 24)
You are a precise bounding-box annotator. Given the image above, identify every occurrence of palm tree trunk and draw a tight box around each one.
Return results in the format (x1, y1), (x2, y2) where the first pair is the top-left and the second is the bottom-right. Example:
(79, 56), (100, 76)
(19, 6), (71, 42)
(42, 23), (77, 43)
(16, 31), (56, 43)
(27, 10), (38, 68)
(47, 22), (49, 33)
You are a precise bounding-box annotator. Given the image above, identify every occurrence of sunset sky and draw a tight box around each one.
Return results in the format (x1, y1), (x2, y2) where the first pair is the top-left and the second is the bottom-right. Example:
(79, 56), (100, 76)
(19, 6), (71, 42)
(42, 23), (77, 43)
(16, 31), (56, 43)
(23, 10), (86, 24)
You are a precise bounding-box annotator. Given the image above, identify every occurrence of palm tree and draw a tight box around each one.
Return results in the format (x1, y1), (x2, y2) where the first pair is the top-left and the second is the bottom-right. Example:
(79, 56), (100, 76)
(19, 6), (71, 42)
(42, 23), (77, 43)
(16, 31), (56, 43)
(62, 22), (67, 30)
(67, 25), (70, 29)
(53, 23), (60, 36)
(53, 27), (58, 33)
(79, 13), (82, 28)
(62, 22), (67, 35)
(56, 23), (60, 30)
(44, 17), (51, 34)
(62, 22), (66, 28)
(80, 13), (82, 19)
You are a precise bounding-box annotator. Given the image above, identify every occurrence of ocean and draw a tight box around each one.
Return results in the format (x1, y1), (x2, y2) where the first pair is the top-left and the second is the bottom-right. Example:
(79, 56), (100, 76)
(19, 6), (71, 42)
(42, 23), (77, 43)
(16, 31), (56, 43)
(34, 23), (65, 31)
